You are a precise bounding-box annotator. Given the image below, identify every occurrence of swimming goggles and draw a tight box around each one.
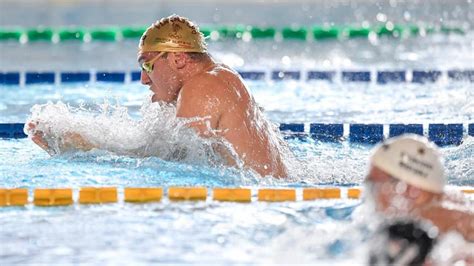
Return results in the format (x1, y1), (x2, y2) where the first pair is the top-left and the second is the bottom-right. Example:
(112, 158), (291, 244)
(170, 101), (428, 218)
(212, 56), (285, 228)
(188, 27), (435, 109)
(140, 51), (166, 74)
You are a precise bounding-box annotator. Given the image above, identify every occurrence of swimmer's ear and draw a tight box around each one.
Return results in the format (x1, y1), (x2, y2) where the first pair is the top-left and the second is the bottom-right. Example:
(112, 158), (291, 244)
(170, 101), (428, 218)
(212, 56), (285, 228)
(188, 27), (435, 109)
(168, 52), (187, 70)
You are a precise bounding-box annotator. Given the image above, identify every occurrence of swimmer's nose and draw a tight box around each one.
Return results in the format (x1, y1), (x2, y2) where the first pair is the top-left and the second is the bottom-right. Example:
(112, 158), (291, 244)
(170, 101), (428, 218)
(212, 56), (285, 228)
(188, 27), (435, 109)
(140, 70), (151, 85)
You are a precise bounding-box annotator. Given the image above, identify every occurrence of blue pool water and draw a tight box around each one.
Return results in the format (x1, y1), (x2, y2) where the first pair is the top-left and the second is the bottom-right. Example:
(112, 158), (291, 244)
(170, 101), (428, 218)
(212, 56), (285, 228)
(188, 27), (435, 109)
(1, 79), (472, 123)
(1, 2), (473, 263)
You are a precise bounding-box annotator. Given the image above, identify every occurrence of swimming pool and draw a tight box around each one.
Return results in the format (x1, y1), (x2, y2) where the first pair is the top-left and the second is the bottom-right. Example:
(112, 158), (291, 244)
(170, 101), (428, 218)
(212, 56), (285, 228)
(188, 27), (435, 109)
(1, 1), (473, 264)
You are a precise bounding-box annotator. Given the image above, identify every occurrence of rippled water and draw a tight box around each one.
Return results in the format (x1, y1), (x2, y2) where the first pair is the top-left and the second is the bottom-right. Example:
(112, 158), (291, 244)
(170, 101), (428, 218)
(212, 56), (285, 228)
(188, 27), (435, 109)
(1, 8), (473, 264)
(0, 200), (364, 264)
(1, 80), (470, 263)
(1, 79), (472, 123)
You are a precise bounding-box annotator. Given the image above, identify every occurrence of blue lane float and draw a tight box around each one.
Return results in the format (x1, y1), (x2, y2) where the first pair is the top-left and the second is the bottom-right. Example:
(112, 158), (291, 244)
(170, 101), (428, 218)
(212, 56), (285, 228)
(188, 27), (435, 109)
(447, 70), (474, 82)
(279, 123), (305, 140)
(428, 124), (463, 146)
(131, 71), (141, 81)
(2, 123), (472, 146)
(0, 72), (20, 85)
(96, 72), (126, 83)
(1, 69), (473, 85)
(238, 71), (265, 80)
(25, 72), (55, 84)
(412, 70), (442, 83)
(389, 124), (423, 138)
(377, 71), (406, 84)
(307, 71), (335, 81)
(272, 71), (301, 81)
(61, 72), (90, 83)
(310, 123), (343, 142)
(0, 123), (26, 138)
(342, 71), (371, 82)
(349, 124), (384, 144)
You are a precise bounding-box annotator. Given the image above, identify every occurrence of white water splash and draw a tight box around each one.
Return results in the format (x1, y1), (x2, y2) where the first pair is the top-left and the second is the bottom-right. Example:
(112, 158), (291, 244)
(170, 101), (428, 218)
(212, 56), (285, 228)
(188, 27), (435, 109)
(24, 95), (240, 169)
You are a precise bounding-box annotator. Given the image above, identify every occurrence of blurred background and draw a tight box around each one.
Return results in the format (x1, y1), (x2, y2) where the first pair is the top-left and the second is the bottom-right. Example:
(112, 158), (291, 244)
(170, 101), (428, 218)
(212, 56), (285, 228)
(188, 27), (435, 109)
(1, 0), (472, 27)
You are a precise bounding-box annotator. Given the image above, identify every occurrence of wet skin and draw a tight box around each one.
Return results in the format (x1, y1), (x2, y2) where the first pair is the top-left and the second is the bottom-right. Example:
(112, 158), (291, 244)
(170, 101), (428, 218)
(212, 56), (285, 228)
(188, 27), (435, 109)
(366, 166), (474, 242)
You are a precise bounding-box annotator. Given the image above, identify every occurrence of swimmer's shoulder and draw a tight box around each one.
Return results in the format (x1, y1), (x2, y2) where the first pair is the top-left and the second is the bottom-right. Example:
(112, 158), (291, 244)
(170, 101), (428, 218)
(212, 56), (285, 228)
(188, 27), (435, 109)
(186, 64), (237, 92)
(203, 63), (241, 80)
(179, 69), (228, 106)
(184, 69), (227, 93)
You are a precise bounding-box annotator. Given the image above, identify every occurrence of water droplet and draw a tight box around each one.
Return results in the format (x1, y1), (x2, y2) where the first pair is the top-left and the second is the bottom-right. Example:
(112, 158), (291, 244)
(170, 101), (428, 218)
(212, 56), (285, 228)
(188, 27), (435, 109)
(242, 32), (252, 42)
(386, 22), (394, 31)
(281, 56), (291, 66)
(403, 11), (411, 21)
(376, 13), (387, 22)
(210, 31), (219, 41)
(368, 32), (378, 46)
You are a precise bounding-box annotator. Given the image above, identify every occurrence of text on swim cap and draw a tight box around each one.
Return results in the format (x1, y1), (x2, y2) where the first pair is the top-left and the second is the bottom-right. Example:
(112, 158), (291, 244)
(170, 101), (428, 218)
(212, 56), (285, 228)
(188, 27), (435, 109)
(398, 152), (433, 178)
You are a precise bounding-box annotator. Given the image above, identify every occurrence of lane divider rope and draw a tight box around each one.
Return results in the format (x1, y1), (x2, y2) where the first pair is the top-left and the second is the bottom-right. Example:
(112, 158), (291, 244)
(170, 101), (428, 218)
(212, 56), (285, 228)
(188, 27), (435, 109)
(213, 188), (251, 202)
(0, 24), (467, 43)
(258, 189), (296, 202)
(124, 187), (163, 203)
(1, 123), (472, 147)
(1, 187), (472, 207)
(168, 187), (207, 201)
(1, 70), (472, 85)
(34, 188), (73, 206)
(0, 188), (28, 206)
(303, 188), (341, 200)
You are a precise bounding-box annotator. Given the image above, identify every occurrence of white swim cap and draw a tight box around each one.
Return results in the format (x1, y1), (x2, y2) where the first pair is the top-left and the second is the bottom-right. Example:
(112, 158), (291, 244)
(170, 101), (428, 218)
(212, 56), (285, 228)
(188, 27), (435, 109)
(370, 134), (445, 193)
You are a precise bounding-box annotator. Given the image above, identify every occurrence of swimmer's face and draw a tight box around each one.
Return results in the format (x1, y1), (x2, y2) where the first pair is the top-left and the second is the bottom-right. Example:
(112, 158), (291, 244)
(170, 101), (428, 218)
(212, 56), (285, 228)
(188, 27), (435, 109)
(138, 52), (182, 103)
(365, 166), (403, 213)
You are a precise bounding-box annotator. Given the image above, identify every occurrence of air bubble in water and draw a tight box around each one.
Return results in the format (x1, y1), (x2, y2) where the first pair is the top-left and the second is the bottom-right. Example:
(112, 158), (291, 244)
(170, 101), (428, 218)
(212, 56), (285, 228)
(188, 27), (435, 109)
(376, 13), (387, 23)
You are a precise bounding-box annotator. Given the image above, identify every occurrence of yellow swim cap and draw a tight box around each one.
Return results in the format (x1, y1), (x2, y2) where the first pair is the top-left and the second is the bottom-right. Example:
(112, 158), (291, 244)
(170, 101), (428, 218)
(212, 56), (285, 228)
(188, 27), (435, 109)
(139, 15), (207, 53)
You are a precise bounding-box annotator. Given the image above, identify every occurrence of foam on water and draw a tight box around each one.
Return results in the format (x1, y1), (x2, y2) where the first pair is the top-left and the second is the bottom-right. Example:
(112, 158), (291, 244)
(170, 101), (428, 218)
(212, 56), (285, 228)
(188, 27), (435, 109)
(10, 92), (471, 188)
(443, 137), (474, 186)
(255, 206), (368, 264)
(22, 94), (305, 185)
(25, 95), (242, 168)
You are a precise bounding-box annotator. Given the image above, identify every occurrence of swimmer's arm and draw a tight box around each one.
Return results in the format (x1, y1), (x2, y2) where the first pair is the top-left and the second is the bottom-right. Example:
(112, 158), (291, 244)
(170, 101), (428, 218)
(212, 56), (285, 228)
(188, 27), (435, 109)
(176, 81), (237, 165)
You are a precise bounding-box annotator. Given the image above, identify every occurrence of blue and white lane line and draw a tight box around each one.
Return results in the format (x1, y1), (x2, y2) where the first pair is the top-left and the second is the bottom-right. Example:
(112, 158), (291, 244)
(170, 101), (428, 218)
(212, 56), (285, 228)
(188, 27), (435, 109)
(278, 123), (471, 146)
(1, 69), (473, 85)
(1, 123), (472, 146)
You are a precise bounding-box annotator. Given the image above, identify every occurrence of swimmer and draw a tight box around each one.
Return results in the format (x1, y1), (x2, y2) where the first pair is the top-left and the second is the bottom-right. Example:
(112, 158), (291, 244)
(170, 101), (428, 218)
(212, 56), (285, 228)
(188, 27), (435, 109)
(365, 134), (474, 242)
(28, 15), (289, 178)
